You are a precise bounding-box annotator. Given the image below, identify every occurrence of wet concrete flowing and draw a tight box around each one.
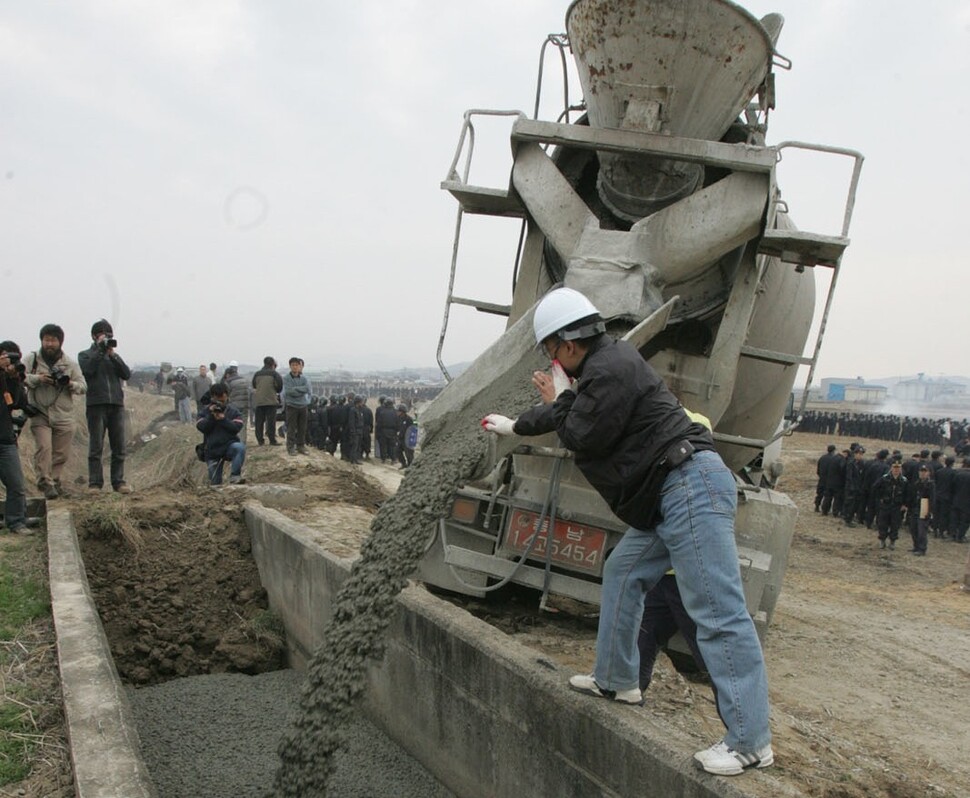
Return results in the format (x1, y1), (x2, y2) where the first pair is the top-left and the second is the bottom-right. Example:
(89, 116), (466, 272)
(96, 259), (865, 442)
(274, 353), (544, 796)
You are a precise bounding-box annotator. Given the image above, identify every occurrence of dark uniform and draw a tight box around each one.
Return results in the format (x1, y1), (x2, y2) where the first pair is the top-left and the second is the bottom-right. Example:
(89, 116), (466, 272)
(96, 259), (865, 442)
(950, 463), (970, 543)
(842, 450), (866, 527)
(910, 471), (934, 555)
(822, 450), (847, 517)
(872, 467), (907, 548)
(815, 446), (838, 512)
(933, 459), (955, 538)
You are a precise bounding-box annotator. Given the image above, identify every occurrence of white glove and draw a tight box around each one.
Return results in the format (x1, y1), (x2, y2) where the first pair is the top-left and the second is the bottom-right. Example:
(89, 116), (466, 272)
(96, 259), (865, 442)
(481, 414), (516, 436)
(550, 360), (572, 396)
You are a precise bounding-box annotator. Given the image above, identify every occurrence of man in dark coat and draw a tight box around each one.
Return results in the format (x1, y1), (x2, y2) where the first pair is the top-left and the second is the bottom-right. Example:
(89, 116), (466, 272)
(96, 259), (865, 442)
(821, 448), (847, 517)
(196, 382), (246, 485)
(872, 461), (907, 549)
(934, 456), (956, 538)
(814, 445), (838, 513)
(842, 447), (866, 528)
(78, 319), (131, 493)
(949, 459), (970, 544)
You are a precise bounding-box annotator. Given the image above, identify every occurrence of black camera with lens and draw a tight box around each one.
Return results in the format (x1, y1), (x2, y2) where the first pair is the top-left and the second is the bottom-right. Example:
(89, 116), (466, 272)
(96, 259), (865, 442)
(209, 401), (227, 414)
(6, 351), (21, 364)
(50, 366), (71, 387)
(97, 338), (118, 352)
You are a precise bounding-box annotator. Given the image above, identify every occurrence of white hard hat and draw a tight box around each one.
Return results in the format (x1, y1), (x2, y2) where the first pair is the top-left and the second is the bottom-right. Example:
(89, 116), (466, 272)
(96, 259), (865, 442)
(532, 287), (604, 345)
(228, 360), (238, 367)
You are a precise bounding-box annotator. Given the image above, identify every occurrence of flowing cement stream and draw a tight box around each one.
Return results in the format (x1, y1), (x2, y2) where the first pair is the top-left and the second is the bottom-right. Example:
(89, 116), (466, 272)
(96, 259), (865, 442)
(274, 354), (541, 796)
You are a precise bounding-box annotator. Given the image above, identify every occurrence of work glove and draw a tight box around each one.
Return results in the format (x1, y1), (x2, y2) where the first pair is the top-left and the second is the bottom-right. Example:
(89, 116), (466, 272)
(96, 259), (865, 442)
(550, 360), (572, 396)
(481, 414), (516, 436)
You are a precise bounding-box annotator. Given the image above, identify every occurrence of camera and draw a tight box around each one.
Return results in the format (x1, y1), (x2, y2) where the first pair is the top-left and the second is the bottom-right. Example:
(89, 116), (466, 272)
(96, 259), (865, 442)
(50, 366), (71, 387)
(10, 410), (27, 437)
(97, 338), (118, 351)
(6, 351), (20, 364)
(209, 401), (227, 414)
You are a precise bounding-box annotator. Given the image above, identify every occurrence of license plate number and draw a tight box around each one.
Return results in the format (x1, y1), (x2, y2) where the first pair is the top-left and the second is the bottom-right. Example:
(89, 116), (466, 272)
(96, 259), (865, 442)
(504, 510), (606, 573)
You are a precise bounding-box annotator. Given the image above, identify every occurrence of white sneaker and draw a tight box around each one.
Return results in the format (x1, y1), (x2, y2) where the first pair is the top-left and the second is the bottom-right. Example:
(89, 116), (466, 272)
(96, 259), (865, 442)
(568, 674), (643, 706)
(694, 740), (774, 776)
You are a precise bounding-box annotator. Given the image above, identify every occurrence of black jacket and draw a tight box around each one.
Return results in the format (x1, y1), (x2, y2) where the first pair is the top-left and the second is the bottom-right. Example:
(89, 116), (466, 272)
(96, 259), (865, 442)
(0, 373), (27, 444)
(78, 344), (131, 406)
(824, 455), (846, 491)
(935, 466), (955, 501)
(844, 458), (866, 494)
(196, 392), (244, 460)
(873, 473), (907, 510)
(952, 469), (970, 513)
(514, 335), (714, 529)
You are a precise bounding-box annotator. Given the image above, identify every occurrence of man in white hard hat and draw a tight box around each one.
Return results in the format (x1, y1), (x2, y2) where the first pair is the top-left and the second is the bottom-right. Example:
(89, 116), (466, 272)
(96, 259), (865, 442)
(482, 286), (773, 777)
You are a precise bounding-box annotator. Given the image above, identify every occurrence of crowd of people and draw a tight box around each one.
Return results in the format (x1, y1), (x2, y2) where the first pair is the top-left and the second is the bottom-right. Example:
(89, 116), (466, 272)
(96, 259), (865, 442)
(162, 356), (417, 484)
(812, 443), (970, 554)
(0, 322), (422, 526)
(182, 355), (419, 485)
(1, 319), (131, 535)
(798, 410), (970, 449)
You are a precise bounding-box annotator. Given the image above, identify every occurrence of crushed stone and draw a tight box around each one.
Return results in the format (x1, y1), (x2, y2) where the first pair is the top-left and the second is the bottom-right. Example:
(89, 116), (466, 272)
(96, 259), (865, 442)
(129, 670), (455, 798)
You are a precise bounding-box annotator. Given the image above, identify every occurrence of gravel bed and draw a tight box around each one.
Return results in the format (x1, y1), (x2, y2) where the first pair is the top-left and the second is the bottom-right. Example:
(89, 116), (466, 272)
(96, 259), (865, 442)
(128, 669), (456, 798)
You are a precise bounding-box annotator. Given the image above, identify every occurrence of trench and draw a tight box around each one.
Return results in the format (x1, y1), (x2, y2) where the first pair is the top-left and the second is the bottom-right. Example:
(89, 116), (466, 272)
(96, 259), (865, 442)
(52, 497), (766, 798)
(64, 499), (457, 798)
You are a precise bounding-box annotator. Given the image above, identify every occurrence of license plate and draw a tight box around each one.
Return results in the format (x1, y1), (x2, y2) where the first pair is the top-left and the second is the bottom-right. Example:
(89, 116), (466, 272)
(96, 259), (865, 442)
(504, 509), (607, 573)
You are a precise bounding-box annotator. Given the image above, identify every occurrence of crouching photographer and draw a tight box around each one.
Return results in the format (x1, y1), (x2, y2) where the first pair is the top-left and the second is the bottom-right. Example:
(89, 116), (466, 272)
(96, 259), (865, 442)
(0, 341), (32, 535)
(196, 382), (246, 486)
(24, 324), (87, 499)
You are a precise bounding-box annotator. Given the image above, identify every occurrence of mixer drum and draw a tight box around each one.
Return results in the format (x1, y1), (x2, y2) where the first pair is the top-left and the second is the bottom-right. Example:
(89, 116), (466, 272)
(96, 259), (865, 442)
(565, 0), (774, 220)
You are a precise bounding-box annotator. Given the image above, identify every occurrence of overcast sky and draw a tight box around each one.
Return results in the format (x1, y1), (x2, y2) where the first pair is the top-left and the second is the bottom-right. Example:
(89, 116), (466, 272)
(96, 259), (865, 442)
(2, 1), (967, 381)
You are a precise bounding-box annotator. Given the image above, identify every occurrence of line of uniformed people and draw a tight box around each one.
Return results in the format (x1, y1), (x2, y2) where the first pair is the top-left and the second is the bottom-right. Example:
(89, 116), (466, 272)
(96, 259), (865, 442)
(814, 443), (970, 552)
(799, 410), (969, 447)
(306, 394), (414, 468)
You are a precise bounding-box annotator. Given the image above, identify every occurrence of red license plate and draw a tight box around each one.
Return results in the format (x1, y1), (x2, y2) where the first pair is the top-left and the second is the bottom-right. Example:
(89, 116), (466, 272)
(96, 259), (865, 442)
(504, 509), (607, 573)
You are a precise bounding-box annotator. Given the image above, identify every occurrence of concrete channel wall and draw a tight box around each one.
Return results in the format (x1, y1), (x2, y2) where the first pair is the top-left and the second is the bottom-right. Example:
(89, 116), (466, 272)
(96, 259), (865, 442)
(245, 503), (796, 798)
(47, 507), (157, 798)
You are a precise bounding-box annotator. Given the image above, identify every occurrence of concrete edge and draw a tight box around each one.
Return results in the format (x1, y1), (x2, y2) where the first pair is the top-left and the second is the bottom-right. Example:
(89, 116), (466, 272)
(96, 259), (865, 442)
(245, 502), (800, 798)
(47, 507), (157, 798)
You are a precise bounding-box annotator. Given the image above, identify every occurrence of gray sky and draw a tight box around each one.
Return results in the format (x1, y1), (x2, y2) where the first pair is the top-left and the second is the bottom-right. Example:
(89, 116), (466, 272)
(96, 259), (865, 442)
(2, 1), (967, 380)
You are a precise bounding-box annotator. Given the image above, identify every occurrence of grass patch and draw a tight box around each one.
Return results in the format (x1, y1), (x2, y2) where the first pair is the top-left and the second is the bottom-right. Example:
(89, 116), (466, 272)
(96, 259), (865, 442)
(75, 497), (145, 551)
(237, 609), (286, 651)
(0, 697), (34, 783)
(1, 538), (61, 789)
(0, 554), (49, 640)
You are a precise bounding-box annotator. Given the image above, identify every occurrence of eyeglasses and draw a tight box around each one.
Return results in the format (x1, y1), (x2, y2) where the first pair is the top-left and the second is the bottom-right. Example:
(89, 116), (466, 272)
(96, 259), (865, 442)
(545, 340), (562, 361)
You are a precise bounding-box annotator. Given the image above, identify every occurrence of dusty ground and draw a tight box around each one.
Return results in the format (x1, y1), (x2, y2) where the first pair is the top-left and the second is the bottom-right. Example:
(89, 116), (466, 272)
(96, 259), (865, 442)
(5, 394), (969, 797)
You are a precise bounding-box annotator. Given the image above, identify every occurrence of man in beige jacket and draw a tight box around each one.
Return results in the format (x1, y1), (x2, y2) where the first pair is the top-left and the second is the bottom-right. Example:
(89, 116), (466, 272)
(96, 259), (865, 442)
(24, 324), (87, 499)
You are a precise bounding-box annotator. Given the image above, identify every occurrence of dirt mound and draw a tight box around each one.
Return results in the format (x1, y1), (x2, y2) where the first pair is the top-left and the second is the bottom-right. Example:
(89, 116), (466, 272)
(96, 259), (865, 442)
(76, 489), (285, 686)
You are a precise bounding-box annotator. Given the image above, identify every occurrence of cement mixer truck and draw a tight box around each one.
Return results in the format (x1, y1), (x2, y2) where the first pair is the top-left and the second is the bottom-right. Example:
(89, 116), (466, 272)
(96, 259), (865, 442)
(416, 0), (863, 639)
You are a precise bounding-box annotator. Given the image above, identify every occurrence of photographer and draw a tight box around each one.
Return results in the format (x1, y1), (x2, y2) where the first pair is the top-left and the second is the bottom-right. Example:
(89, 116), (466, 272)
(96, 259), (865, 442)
(23, 324), (87, 499)
(196, 382), (246, 485)
(78, 319), (131, 493)
(0, 341), (31, 534)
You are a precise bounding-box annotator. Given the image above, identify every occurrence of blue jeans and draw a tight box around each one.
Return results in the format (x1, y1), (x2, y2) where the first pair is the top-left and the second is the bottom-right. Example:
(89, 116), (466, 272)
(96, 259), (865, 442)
(177, 398), (192, 423)
(206, 441), (245, 485)
(0, 443), (27, 530)
(594, 450), (771, 752)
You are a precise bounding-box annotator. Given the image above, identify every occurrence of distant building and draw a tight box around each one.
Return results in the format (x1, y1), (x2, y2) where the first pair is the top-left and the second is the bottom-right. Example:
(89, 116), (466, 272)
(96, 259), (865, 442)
(821, 377), (864, 402)
(843, 384), (887, 403)
(893, 374), (967, 404)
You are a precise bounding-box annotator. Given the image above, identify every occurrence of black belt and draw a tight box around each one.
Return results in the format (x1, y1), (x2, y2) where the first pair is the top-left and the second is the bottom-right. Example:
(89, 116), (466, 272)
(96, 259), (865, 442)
(660, 439), (696, 471)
